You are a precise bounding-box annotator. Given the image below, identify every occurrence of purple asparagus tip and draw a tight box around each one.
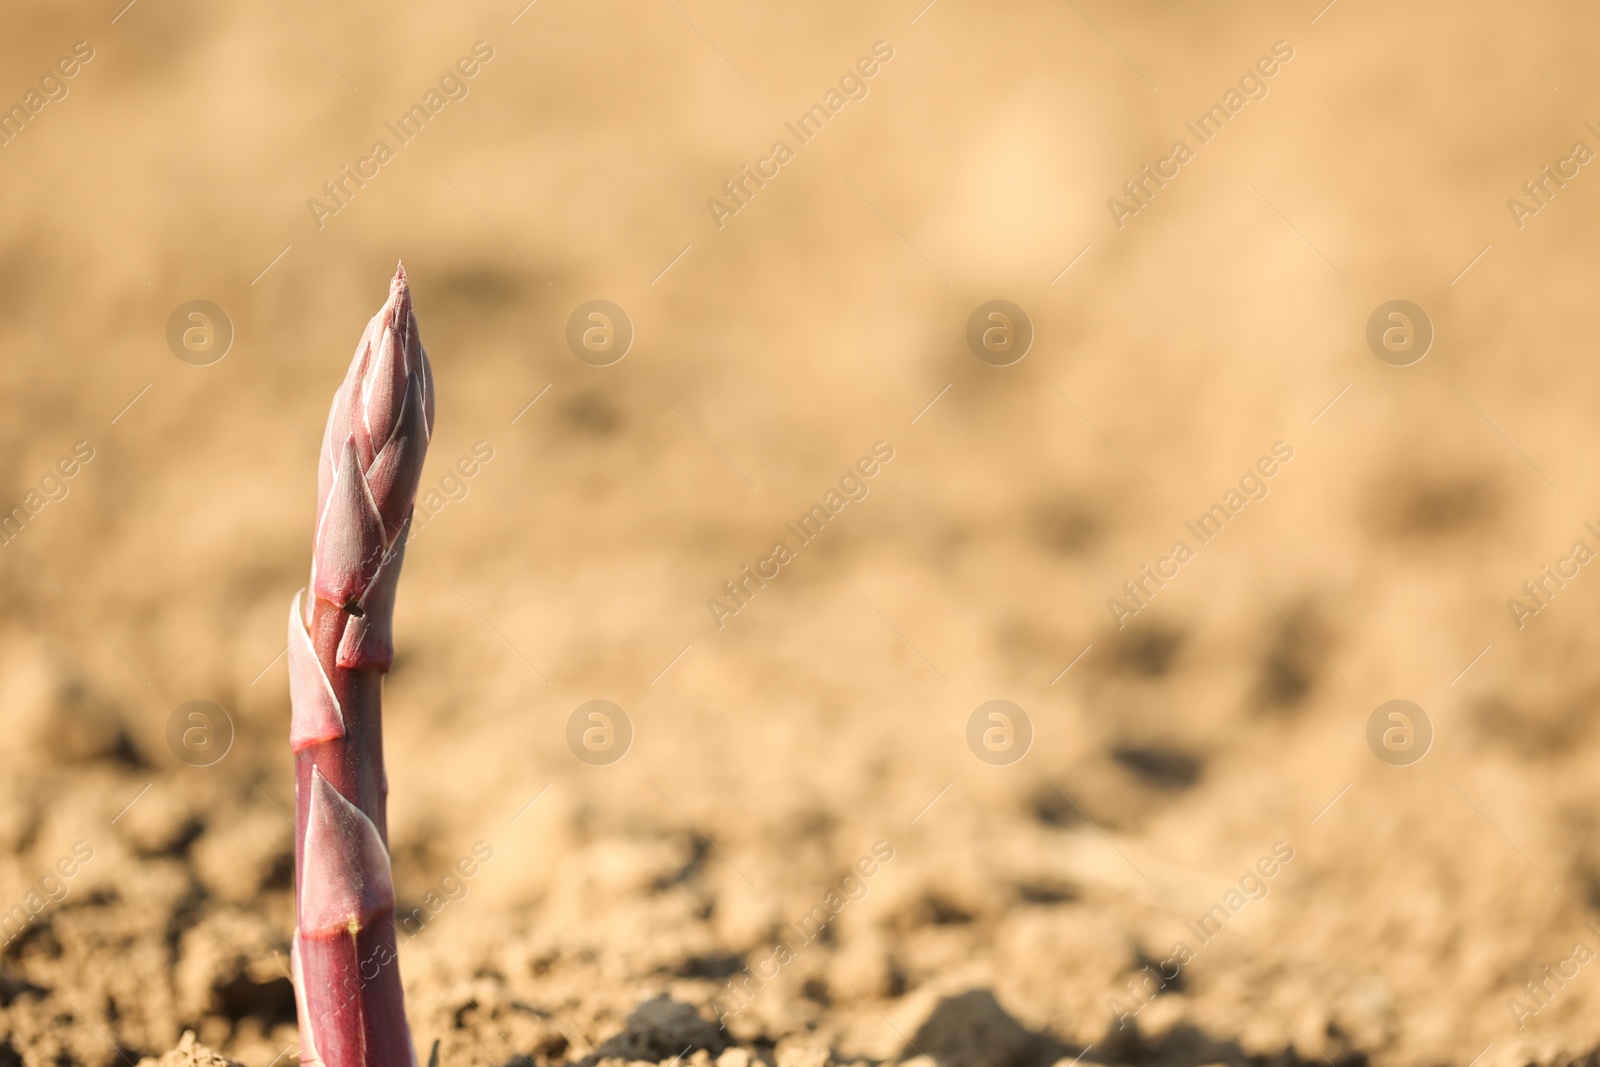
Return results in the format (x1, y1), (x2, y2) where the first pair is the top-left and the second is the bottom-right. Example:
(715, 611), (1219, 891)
(290, 267), (433, 1067)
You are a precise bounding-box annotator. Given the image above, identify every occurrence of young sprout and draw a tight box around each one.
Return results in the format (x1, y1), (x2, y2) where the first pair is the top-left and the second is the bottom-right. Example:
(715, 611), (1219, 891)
(288, 264), (433, 1067)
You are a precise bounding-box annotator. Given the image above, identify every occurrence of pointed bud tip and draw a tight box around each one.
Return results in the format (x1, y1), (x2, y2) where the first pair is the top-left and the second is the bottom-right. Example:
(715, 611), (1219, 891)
(387, 263), (413, 320)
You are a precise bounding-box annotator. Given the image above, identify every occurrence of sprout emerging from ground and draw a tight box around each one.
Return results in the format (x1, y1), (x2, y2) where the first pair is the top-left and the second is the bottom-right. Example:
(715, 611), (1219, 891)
(289, 264), (433, 1067)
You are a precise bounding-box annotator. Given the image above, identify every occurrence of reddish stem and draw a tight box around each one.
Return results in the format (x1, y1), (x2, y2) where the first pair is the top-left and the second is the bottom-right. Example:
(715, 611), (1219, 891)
(293, 598), (412, 1067)
(291, 266), (428, 1067)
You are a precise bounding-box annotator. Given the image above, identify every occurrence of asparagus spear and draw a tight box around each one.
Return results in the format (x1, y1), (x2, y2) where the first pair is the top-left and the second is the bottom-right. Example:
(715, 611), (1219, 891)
(289, 264), (433, 1067)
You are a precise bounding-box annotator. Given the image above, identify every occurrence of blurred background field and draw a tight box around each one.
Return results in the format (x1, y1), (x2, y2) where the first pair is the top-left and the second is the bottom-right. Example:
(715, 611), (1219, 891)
(3, 2), (1600, 1066)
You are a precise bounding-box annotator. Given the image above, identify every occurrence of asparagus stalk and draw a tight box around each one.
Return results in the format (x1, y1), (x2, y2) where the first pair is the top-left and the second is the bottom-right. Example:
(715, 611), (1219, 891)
(289, 264), (434, 1067)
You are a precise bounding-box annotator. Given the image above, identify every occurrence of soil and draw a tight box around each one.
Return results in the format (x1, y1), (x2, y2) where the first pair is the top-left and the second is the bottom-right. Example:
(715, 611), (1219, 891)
(3, 2), (1600, 1067)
